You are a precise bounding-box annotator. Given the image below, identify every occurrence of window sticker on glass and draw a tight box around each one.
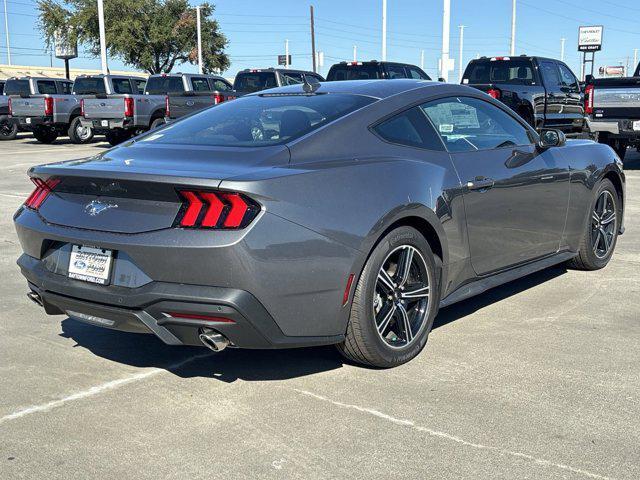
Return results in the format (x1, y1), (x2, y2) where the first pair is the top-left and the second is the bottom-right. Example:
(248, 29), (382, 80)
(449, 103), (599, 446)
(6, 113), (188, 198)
(439, 124), (454, 133)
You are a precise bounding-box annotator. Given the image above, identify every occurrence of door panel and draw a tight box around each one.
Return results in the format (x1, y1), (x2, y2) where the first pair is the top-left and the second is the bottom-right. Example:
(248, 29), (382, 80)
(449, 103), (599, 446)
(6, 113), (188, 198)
(422, 95), (570, 275)
(539, 61), (567, 127)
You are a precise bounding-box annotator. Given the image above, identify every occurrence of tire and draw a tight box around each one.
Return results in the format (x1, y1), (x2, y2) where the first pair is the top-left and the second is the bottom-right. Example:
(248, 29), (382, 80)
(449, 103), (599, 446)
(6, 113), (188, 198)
(32, 126), (58, 144)
(0, 115), (17, 140)
(598, 134), (628, 161)
(149, 117), (165, 130)
(67, 117), (94, 144)
(567, 178), (620, 271)
(337, 226), (440, 368)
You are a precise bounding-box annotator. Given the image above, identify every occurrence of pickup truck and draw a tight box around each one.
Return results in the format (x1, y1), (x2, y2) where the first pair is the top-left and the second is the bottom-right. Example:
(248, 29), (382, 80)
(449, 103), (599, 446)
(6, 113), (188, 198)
(0, 79), (18, 140)
(6, 76), (93, 144)
(584, 63), (640, 160)
(326, 60), (431, 81)
(462, 56), (585, 134)
(81, 73), (236, 145)
(233, 68), (324, 94)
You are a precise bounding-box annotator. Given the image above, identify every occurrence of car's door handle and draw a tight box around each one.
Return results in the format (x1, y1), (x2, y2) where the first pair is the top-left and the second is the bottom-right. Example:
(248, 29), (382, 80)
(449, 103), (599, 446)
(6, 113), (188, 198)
(466, 177), (495, 191)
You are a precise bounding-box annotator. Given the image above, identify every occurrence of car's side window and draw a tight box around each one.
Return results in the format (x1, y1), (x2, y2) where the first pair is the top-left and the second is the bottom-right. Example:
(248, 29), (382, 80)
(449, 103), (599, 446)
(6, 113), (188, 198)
(539, 61), (562, 89)
(373, 107), (444, 151)
(112, 78), (133, 94)
(558, 64), (579, 92)
(191, 77), (211, 92)
(407, 66), (428, 80)
(210, 79), (232, 91)
(421, 97), (533, 152)
(37, 81), (57, 94)
(133, 79), (146, 94)
(280, 73), (304, 85)
(386, 65), (407, 79)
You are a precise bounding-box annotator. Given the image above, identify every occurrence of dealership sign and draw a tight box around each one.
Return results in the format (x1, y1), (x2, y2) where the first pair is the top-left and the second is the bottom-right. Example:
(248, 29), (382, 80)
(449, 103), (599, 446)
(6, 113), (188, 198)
(578, 26), (603, 52)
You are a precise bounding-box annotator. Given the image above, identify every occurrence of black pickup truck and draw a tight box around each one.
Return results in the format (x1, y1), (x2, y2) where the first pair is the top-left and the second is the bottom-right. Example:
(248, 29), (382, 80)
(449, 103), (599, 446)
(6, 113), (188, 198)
(584, 63), (640, 160)
(462, 56), (585, 134)
(326, 60), (431, 81)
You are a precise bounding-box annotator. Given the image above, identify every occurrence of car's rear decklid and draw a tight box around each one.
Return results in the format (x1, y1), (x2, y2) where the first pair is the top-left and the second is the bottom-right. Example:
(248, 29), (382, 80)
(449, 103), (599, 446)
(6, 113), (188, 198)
(82, 97), (127, 119)
(10, 97), (46, 117)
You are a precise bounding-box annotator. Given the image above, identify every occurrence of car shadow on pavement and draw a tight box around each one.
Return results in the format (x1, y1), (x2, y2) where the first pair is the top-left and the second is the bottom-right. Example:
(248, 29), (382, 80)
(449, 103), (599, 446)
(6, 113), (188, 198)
(59, 265), (568, 382)
(22, 138), (108, 147)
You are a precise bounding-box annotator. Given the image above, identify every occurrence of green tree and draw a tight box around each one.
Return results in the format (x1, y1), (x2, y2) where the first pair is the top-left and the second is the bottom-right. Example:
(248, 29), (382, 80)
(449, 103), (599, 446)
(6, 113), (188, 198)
(37, 0), (229, 74)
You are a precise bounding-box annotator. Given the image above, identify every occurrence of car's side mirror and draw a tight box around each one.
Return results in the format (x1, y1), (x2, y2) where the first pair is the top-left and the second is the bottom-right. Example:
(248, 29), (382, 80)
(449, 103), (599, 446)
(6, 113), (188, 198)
(538, 129), (566, 149)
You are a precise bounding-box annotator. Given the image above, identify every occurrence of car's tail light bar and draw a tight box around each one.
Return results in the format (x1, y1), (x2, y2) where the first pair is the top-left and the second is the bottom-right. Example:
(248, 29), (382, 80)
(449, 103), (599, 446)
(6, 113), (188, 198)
(124, 97), (134, 117)
(7, 97), (12, 116)
(165, 95), (170, 117)
(487, 88), (501, 99)
(585, 84), (594, 114)
(175, 190), (260, 229)
(44, 97), (54, 116)
(80, 99), (85, 117)
(213, 93), (224, 105)
(24, 177), (60, 210)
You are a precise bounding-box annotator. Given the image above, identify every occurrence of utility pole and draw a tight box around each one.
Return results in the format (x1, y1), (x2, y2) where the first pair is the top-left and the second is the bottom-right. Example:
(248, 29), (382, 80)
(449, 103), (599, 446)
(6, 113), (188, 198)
(634, 49), (638, 71)
(196, 6), (203, 74)
(420, 49), (424, 70)
(381, 0), (387, 61)
(560, 38), (565, 61)
(458, 25), (465, 82)
(3, 0), (10, 65)
(441, 0), (451, 82)
(285, 39), (289, 68)
(510, 0), (516, 56)
(97, 0), (108, 73)
(353, 45), (357, 62)
(310, 5), (316, 73)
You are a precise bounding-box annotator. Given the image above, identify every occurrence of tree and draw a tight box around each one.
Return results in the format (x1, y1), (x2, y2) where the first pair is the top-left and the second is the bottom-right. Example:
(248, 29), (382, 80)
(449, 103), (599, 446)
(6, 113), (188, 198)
(37, 0), (229, 74)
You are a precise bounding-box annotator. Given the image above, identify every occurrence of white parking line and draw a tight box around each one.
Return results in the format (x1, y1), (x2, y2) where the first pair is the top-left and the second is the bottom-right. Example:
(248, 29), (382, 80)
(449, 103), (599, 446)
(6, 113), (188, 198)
(293, 389), (615, 480)
(0, 147), (101, 156)
(0, 352), (212, 426)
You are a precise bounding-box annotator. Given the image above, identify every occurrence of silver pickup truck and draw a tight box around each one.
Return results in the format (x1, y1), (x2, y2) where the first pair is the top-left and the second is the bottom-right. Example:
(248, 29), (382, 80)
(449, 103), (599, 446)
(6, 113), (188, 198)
(81, 73), (236, 145)
(6, 76), (93, 144)
(0, 79), (18, 140)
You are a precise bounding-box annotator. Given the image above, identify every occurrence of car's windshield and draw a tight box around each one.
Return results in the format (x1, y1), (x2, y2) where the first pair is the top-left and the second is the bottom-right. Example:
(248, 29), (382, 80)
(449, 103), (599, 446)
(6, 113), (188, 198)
(327, 65), (382, 81)
(139, 93), (375, 147)
(5, 79), (30, 96)
(73, 77), (107, 95)
(233, 72), (278, 93)
(145, 76), (184, 94)
(463, 60), (535, 85)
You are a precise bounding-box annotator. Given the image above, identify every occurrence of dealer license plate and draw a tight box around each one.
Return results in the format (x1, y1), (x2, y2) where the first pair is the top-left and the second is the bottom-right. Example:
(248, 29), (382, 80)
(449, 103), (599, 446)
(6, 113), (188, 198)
(101, 120), (109, 127)
(68, 245), (113, 285)
(633, 121), (640, 131)
(25, 118), (31, 124)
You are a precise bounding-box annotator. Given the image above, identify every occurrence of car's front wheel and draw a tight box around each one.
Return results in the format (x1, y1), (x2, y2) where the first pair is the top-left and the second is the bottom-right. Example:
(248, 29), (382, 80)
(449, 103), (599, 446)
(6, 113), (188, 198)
(0, 115), (17, 140)
(568, 178), (620, 270)
(67, 117), (94, 144)
(338, 226), (440, 368)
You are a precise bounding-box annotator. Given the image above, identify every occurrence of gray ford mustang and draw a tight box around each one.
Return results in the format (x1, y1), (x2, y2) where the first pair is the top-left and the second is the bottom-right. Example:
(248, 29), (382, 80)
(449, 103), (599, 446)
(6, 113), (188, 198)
(14, 79), (625, 368)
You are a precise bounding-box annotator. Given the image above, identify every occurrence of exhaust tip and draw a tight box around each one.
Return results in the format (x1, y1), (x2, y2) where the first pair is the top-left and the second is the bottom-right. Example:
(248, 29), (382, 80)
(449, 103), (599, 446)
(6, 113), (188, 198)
(198, 328), (230, 352)
(27, 291), (44, 308)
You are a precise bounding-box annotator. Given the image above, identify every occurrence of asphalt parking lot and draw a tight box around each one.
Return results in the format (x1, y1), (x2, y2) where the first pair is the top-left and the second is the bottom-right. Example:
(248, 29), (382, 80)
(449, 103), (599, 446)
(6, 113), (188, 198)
(0, 134), (638, 480)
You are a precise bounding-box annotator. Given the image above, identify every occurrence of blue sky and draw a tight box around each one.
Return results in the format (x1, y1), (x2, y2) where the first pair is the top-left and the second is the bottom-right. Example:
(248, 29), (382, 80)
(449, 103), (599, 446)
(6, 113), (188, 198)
(2, 0), (639, 79)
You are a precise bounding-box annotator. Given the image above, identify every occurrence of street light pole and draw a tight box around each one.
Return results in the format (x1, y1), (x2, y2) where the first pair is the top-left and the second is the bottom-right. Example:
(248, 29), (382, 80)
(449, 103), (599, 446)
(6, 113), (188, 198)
(3, 0), (10, 65)
(634, 49), (638, 71)
(285, 39), (289, 69)
(420, 49), (424, 70)
(510, 0), (516, 56)
(97, 0), (108, 73)
(381, 0), (387, 61)
(196, 6), (203, 74)
(353, 45), (357, 62)
(441, 0), (451, 82)
(310, 5), (316, 73)
(560, 38), (565, 62)
(458, 25), (465, 83)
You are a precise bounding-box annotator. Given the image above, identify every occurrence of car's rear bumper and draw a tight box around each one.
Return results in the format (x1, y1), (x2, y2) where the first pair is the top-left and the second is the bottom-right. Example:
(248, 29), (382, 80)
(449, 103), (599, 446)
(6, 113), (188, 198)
(587, 117), (640, 138)
(19, 253), (344, 349)
(80, 117), (135, 132)
(8, 116), (54, 130)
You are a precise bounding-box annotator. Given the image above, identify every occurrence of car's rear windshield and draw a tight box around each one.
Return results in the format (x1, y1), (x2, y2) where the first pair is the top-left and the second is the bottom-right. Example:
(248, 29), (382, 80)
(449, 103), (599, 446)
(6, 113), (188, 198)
(327, 65), (382, 81)
(145, 76), (184, 94)
(463, 59), (535, 85)
(139, 93), (375, 147)
(5, 79), (30, 96)
(73, 77), (107, 95)
(233, 72), (278, 93)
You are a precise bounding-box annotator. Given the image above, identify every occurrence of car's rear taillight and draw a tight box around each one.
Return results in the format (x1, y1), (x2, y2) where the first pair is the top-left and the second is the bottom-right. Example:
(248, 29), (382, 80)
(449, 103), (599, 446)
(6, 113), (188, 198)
(165, 95), (170, 117)
(80, 99), (85, 117)
(175, 190), (260, 229)
(585, 84), (594, 114)
(213, 93), (224, 105)
(44, 97), (54, 116)
(8, 97), (12, 116)
(124, 97), (134, 117)
(487, 88), (501, 99)
(24, 177), (60, 210)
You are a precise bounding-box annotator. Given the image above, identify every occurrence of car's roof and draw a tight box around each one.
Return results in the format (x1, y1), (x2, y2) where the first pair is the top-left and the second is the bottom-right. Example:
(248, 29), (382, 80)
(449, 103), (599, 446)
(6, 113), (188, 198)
(251, 79), (441, 99)
(8, 76), (66, 82)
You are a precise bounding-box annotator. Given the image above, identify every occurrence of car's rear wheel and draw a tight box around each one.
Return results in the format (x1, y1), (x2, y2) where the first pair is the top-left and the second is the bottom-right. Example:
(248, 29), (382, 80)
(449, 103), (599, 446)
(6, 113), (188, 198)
(32, 126), (58, 144)
(337, 226), (440, 368)
(68, 117), (94, 144)
(105, 130), (129, 146)
(568, 179), (619, 270)
(0, 115), (18, 140)
(150, 117), (165, 130)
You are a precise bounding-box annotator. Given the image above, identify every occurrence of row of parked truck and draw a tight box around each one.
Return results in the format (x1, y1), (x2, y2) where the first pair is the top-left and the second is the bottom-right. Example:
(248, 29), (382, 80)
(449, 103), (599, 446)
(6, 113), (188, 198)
(1, 57), (639, 159)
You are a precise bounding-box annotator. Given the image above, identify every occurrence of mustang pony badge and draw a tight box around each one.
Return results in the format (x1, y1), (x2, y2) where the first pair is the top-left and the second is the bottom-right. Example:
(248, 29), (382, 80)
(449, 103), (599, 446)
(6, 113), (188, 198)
(84, 200), (118, 216)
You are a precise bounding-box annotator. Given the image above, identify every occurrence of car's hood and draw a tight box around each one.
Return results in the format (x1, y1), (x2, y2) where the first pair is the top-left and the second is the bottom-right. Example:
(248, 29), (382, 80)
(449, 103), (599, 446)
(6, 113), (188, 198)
(29, 142), (291, 187)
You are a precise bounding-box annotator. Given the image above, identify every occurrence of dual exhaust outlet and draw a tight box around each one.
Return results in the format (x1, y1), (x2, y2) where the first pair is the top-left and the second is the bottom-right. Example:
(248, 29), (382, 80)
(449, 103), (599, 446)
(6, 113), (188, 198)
(27, 291), (230, 352)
